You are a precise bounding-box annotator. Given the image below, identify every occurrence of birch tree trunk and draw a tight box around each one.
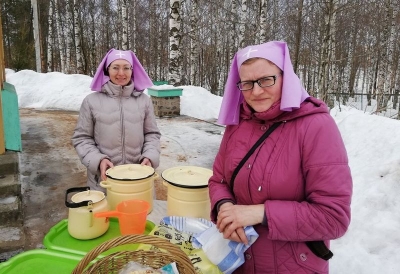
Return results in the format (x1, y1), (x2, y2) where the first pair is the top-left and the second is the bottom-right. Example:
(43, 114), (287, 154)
(47, 0), (54, 72)
(121, 0), (128, 50)
(73, 0), (83, 74)
(293, 0), (304, 74)
(168, 0), (182, 86)
(258, 0), (267, 44)
(55, 0), (66, 73)
(88, 0), (96, 75)
(271, 0), (279, 39)
(329, 0), (338, 106)
(116, 0), (122, 48)
(132, 1), (137, 52)
(367, 52), (378, 106)
(216, 29), (224, 95)
(239, 0), (248, 49)
(31, 0), (41, 72)
(376, 0), (391, 110)
(157, 24), (163, 80)
(229, 0), (237, 61)
(387, 2), (396, 101)
(189, 0), (199, 85)
(65, 0), (73, 73)
(318, 0), (337, 105)
(343, 8), (356, 98)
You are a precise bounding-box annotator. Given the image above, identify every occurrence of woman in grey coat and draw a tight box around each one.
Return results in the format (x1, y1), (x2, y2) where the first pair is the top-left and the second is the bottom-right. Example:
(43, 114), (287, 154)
(72, 48), (161, 191)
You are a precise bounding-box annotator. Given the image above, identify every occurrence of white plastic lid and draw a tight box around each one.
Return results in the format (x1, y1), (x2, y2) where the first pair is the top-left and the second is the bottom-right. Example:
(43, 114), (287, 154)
(106, 164), (155, 180)
(71, 190), (105, 204)
(161, 166), (212, 189)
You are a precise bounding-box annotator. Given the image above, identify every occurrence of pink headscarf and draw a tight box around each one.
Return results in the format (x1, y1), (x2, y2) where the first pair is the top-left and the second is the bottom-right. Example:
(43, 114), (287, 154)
(90, 48), (153, 92)
(217, 41), (310, 125)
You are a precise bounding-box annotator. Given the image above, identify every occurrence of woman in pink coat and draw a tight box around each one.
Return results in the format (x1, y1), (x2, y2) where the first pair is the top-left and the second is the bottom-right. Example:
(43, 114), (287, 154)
(208, 41), (352, 273)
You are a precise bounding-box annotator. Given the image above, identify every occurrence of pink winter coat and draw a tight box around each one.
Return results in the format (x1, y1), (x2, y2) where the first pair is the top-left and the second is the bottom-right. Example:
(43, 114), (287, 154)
(209, 97), (352, 273)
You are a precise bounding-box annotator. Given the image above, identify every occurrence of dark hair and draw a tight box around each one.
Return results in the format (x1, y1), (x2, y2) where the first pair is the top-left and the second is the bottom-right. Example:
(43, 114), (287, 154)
(103, 65), (109, 76)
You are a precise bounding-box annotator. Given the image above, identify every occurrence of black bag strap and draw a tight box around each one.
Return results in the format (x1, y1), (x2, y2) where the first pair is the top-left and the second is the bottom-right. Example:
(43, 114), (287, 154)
(229, 122), (282, 193)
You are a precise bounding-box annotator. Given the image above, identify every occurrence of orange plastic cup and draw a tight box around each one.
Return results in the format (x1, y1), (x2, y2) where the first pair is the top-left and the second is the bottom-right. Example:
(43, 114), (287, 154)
(95, 199), (150, 235)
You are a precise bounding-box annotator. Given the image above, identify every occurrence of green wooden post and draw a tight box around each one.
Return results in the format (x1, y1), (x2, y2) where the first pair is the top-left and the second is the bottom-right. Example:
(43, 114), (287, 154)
(1, 82), (22, 151)
(0, 11), (6, 154)
(0, 91), (5, 154)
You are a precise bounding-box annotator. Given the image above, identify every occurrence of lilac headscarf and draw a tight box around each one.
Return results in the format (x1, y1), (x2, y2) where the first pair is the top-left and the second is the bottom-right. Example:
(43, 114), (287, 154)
(218, 41), (310, 125)
(90, 48), (153, 92)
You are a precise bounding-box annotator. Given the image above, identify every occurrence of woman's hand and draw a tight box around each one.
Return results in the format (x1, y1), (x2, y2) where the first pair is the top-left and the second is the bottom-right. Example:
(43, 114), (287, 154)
(217, 203), (265, 244)
(100, 158), (114, 181)
(141, 158), (152, 167)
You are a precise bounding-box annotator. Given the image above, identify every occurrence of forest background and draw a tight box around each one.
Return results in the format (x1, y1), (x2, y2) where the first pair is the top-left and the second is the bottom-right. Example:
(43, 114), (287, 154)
(2, 0), (400, 118)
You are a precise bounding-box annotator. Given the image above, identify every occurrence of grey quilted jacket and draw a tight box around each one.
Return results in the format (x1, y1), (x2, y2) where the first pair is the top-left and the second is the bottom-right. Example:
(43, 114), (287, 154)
(72, 81), (161, 191)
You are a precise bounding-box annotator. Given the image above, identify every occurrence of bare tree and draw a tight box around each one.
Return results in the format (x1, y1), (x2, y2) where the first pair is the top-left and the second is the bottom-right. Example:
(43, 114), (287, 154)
(131, 0), (137, 52)
(55, 0), (66, 73)
(376, 0), (393, 109)
(189, 0), (199, 85)
(317, 0), (338, 105)
(293, 0), (304, 74)
(229, 0), (238, 61)
(47, 0), (54, 72)
(169, 0), (182, 85)
(239, 0), (248, 49)
(73, 0), (83, 74)
(258, 0), (267, 44)
(64, 0), (73, 72)
(3, 0), (400, 119)
(387, 1), (397, 103)
(121, 0), (128, 50)
(31, 0), (41, 72)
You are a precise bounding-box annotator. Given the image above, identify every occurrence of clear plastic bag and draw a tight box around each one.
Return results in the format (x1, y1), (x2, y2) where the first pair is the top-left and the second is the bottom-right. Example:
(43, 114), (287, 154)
(138, 221), (223, 274)
(119, 261), (179, 274)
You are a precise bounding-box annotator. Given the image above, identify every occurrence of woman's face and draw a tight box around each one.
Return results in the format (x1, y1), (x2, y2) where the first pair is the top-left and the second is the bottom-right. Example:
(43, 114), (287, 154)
(238, 58), (283, 113)
(108, 59), (132, 86)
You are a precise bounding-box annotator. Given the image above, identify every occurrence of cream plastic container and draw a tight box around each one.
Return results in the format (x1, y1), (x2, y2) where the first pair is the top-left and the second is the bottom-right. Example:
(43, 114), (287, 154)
(100, 164), (157, 211)
(162, 166), (213, 220)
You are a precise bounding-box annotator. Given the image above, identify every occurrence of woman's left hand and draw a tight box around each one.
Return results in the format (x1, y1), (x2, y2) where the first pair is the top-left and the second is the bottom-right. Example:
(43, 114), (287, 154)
(141, 158), (152, 167)
(217, 204), (264, 244)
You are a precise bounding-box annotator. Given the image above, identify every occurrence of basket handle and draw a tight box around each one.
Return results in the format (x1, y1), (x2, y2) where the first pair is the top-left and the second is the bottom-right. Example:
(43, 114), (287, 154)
(71, 234), (193, 274)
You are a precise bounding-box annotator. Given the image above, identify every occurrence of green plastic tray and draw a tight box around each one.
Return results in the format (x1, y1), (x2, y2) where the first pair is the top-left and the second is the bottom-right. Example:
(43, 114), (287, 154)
(43, 218), (155, 256)
(0, 249), (84, 274)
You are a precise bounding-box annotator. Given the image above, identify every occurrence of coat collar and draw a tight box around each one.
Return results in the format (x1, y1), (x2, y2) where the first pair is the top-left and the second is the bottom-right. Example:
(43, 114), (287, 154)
(101, 81), (140, 98)
(240, 97), (329, 123)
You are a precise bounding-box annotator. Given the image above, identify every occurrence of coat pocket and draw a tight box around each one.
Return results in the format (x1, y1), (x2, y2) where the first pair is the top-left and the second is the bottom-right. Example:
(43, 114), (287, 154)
(290, 241), (329, 273)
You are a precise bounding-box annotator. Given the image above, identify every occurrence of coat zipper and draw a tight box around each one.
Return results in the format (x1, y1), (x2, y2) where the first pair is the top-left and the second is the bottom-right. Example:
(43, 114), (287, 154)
(120, 89), (126, 163)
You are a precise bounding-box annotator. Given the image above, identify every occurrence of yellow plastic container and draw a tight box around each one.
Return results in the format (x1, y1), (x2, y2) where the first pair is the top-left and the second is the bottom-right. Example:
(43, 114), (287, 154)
(162, 166), (212, 220)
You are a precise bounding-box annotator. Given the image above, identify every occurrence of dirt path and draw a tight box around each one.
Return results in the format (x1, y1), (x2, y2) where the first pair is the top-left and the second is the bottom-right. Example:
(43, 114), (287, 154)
(19, 109), (88, 250)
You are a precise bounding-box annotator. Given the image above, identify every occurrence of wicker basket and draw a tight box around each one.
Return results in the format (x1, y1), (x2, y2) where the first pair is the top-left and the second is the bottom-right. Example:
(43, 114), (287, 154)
(71, 234), (196, 274)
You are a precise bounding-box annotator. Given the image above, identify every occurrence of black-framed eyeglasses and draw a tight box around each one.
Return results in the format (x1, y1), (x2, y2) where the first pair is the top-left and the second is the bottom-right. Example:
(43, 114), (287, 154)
(236, 73), (282, 91)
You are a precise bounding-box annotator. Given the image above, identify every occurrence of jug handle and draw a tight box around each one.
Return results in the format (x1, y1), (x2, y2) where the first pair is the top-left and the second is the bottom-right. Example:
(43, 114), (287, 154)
(94, 211), (122, 218)
(65, 187), (92, 208)
(99, 181), (111, 189)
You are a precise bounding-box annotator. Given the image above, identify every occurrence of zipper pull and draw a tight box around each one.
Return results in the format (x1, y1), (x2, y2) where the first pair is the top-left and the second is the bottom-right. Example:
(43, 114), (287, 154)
(258, 186), (262, 191)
